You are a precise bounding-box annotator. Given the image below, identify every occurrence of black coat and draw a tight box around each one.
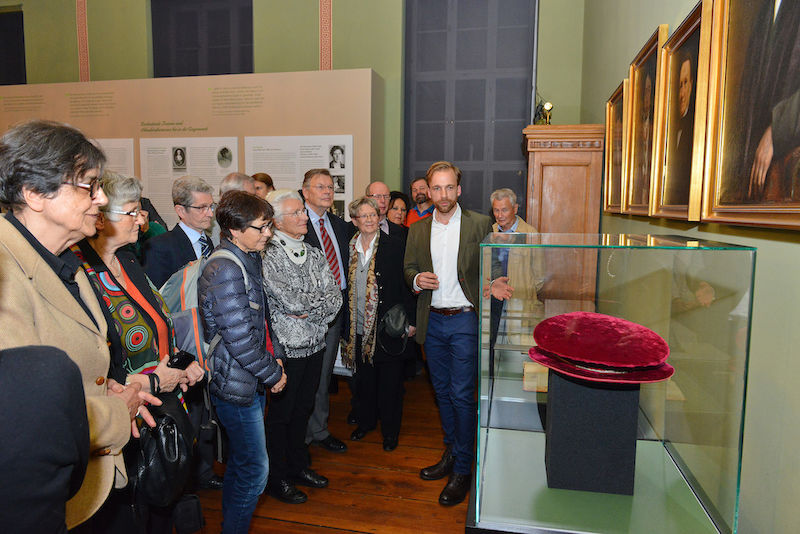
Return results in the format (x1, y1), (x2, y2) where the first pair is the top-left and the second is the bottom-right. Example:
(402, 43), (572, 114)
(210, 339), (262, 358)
(0, 346), (89, 534)
(198, 239), (283, 405)
(345, 232), (415, 363)
(142, 225), (198, 288)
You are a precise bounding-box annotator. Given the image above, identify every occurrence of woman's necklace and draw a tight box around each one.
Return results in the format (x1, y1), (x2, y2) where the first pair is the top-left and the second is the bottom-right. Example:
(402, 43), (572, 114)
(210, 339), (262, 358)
(107, 255), (123, 279)
(279, 238), (306, 257)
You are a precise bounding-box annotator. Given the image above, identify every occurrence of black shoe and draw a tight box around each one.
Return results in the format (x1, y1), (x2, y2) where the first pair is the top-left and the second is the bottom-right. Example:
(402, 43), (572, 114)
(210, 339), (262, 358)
(347, 411), (357, 425)
(350, 427), (369, 441)
(312, 434), (348, 453)
(420, 445), (454, 480)
(383, 437), (398, 451)
(291, 468), (329, 488)
(268, 480), (307, 504)
(196, 473), (224, 490)
(438, 473), (471, 506)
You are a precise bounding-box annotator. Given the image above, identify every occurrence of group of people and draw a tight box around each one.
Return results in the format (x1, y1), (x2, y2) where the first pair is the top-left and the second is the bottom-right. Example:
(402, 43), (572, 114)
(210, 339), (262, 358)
(0, 119), (534, 533)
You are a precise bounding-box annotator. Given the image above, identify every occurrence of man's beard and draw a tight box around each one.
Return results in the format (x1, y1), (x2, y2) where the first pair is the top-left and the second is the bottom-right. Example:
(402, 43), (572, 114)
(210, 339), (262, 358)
(435, 199), (456, 214)
(414, 193), (427, 204)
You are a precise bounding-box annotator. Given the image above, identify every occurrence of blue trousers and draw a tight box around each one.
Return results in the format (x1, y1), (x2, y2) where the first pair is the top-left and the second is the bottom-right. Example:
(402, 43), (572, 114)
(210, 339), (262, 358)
(213, 392), (268, 534)
(424, 309), (478, 475)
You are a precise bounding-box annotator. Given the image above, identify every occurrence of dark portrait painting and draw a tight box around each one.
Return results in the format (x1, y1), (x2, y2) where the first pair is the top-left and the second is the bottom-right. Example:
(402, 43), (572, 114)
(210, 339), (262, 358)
(625, 26), (666, 215)
(717, 0), (800, 208)
(604, 81), (626, 212)
(663, 20), (701, 207)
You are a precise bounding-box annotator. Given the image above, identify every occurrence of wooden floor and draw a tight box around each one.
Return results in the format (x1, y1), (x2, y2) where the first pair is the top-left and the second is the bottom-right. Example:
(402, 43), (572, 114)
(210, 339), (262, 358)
(197, 370), (468, 533)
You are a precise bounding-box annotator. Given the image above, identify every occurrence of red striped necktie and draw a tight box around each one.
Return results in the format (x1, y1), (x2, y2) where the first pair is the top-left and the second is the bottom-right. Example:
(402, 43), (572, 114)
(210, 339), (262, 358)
(319, 218), (342, 286)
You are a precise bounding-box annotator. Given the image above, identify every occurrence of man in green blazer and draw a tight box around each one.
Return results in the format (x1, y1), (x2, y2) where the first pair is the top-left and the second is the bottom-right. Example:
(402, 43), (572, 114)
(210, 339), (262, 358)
(404, 161), (493, 506)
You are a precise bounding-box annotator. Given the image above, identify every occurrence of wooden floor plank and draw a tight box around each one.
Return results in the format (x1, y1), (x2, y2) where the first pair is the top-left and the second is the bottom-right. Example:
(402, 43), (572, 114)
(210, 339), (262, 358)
(197, 371), (468, 533)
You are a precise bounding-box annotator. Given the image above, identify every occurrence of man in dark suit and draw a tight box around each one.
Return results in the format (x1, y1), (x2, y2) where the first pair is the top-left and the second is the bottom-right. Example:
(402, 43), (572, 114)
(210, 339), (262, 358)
(141, 175), (222, 491)
(143, 176), (215, 288)
(666, 52), (695, 206)
(366, 180), (406, 239)
(404, 161), (494, 506)
(0, 346), (89, 533)
(302, 168), (352, 453)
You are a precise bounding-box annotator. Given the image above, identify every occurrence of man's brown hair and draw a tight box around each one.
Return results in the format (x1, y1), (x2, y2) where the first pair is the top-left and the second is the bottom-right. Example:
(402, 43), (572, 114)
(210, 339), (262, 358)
(425, 161), (461, 185)
(302, 168), (332, 187)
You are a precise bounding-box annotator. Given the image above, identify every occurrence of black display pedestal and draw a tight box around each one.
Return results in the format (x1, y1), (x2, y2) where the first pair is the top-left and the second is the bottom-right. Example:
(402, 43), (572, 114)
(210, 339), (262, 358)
(545, 370), (640, 495)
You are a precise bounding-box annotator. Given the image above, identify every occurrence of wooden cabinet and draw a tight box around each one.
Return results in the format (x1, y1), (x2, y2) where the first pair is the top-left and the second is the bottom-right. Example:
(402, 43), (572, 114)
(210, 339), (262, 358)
(524, 124), (604, 310)
(524, 124), (604, 234)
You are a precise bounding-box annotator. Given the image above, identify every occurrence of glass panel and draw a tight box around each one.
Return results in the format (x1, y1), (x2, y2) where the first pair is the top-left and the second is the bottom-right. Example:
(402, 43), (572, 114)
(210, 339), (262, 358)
(456, 29), (488, 70)
(208, 9), (230, 46)
(415, 123), (445, 161)
(455, 79), (486, 120)
(476, 234), (754, 534)
(496, 26), (531, 69)
(454, 121), (485, 161)
(457, 0), (488, 29)
(416, 81), (446, 121)
(493, 119), (527, 161)
(208, 47), (230, 74)
(459, 169), (486, 210)
(497, 0), (532, 27)
(416, 1), (447, 32)
(496, 77), (529, 119)
(174, 49), (199, 77)
(417, 31), (447, 72)
(176, 11), (199, 47)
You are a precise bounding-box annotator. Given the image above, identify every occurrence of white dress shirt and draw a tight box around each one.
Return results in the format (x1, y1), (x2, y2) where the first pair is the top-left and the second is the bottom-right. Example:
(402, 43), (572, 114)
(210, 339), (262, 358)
(355, 232), (378, 266)
(306, 204), (346, 290)
(178, 221), (205, 260)
(414, 204), (472, 308)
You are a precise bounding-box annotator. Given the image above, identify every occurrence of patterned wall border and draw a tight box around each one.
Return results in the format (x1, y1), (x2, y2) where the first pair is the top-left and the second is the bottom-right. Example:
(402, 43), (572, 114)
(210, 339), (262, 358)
(319, 0), (332, 70)
(76, 0), (90, 81)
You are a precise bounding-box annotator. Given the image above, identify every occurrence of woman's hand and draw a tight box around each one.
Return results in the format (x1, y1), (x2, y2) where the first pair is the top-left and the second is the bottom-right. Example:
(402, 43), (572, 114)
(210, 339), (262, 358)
(153, 357), (189, 393)
(106, 378), (162, 438)
(271, 359), (287, 393)
(184, 361), (205, 387)
(288, 313), (309, 319)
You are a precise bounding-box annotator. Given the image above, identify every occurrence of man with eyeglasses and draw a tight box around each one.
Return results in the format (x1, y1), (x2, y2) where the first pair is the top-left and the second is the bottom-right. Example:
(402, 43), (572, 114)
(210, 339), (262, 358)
(300, 168), (353, 455)
(366, 181), (406, 239)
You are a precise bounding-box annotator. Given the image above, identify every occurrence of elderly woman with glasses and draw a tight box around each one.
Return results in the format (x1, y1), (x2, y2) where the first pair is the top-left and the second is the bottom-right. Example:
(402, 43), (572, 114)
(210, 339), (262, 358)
(198, 190), (287, 534)
(70, 170), (205, 532)
(262, 189), (342, 505)
(342, 197), (415, 451)
(0, 120), (156, 530)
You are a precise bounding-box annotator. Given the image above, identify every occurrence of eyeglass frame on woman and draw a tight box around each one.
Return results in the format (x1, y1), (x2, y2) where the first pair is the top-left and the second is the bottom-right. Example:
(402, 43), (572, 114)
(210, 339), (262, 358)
(280, 208), (308, 218)
(106, 206), (144, 218)
(248, 221), (274, 233)
(183, 202), (218, 212)
(352, 212), (379, 220)
(65, 178), (102, 199)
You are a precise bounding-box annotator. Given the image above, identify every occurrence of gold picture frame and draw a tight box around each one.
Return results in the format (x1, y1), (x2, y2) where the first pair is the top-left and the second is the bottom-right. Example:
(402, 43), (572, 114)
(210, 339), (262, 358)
(652, 2), (711, 220)
(702, 0), (800, 228)
(604, 80), (629, 213)
(623, 24), (668, 216)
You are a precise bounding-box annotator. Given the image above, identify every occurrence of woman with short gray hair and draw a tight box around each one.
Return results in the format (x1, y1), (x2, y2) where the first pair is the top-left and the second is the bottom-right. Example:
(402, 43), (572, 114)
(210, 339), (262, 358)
(261, 188), (342, 504)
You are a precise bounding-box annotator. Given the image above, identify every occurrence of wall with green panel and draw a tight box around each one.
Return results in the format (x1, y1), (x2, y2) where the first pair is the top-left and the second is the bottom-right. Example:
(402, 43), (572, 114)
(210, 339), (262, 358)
(580, 1), (800, 532)
(87, 0), (152, 80)
(536, 0), (584, 125)
(253, 0), (319, 73)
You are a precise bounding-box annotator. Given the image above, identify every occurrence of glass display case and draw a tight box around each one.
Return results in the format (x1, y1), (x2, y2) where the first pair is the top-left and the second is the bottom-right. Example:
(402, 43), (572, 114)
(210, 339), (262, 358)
(469, 234), (755, 534)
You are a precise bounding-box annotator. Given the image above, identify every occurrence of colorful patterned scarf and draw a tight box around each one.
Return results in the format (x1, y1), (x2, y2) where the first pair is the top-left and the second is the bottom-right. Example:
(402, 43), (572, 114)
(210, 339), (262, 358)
(341, 232), (379, 367)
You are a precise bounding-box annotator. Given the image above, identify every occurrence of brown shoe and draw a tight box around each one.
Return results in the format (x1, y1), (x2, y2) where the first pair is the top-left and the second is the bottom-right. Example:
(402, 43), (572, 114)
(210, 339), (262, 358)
(438, 473), (471, 506)
(420, 445), (454, 480)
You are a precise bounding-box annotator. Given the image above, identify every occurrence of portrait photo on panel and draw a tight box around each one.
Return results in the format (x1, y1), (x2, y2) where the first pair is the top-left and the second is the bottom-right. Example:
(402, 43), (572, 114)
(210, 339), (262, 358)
(329, 145), (345, 169)
(664, 27), (700, 207)
(172, 146), (187, 170)
(333, 174), (345, 194)
(217, 146), (233, 168)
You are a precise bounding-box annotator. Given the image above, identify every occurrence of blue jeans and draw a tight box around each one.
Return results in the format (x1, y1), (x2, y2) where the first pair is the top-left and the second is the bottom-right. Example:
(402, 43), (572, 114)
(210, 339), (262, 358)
(212, 392), (268, 534)
(424, 309), (478, 475)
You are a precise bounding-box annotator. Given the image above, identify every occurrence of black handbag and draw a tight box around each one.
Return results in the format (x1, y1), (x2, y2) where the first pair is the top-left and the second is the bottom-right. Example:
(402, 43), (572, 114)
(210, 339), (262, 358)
(129, 391), (195, 507)
(376, 304), (409, 356)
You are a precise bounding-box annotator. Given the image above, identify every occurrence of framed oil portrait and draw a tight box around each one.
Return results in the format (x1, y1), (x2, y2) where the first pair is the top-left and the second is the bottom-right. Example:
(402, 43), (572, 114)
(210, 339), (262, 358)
(702, 0), (800, 228)
(604, 80), (629, 213)
(652, 2), (711, 220)
(623, 25), (668, 216)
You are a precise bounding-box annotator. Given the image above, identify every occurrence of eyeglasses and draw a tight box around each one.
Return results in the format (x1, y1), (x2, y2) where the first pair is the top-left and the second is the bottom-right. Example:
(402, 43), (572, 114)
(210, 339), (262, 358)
(66, 179), (101, 199)
(107, 207), (143, 218)
(309, 184), (334, 192)
(368, 194), (390, 201)
(248, 222), (274, 233)
(353, 212), (379, 220)
(184, 203), (217, 213)
(281, 208), (307, 218)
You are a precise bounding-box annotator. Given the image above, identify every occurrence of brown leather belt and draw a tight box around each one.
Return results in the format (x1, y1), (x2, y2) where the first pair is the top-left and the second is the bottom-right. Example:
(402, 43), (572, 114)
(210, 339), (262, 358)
(430, 306), (474, 316)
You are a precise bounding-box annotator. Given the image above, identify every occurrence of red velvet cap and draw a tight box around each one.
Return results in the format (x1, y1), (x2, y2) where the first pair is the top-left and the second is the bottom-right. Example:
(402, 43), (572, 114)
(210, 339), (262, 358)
(529, 312), (673, 384)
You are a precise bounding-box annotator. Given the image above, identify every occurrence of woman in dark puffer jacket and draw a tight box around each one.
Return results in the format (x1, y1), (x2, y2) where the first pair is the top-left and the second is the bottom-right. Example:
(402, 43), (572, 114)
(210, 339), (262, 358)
(198, 191), (287, 534)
